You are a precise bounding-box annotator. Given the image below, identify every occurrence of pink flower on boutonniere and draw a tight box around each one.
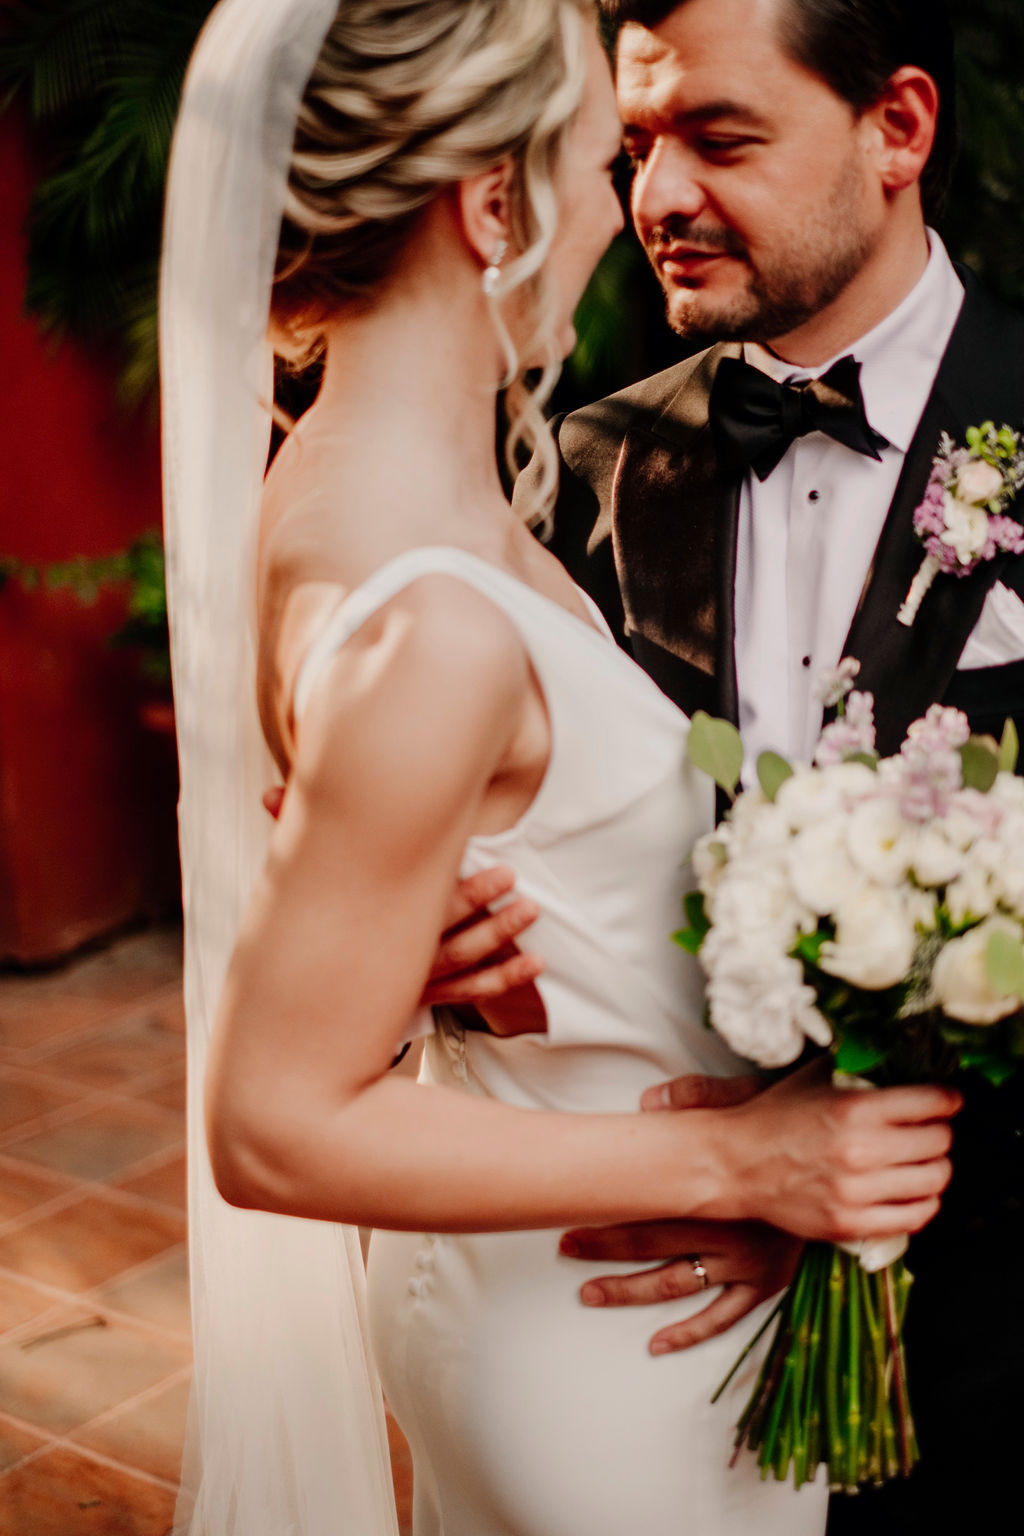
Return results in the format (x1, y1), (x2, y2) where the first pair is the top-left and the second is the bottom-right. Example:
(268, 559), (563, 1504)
(897, 421), (1024, 627)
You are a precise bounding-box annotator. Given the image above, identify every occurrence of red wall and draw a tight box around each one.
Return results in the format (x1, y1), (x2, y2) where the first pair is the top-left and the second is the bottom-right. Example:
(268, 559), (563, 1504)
(0, 111), (179, 963)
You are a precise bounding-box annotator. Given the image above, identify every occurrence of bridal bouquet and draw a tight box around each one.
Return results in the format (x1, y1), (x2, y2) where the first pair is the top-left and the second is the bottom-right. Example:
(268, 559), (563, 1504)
(675, 665), (1024, 1491)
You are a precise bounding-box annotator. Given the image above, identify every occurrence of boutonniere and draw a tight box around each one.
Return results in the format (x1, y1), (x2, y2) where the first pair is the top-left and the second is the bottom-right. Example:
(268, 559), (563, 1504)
(897, 421), (1024, 627)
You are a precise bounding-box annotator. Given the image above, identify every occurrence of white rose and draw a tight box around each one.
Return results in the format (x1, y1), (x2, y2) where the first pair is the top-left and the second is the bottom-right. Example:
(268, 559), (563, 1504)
(955, 459), (1005, 506)
(992, 772), (1024, 814)
(776, 763), (876, 831)
(819, 885), (918, 989)
(846, 798), (915, 885)
(945, 866), (997, 926)
(707, 942), (831, 1068)
(788, 818), (862, 915)
(931, 917), (1024, 1024)
(910, 825), (966, 888)
(692, 833), (730, 897)
(940, 493), (990, 564)
(707, 859), (810, 949)
(905, 887), (940, 932)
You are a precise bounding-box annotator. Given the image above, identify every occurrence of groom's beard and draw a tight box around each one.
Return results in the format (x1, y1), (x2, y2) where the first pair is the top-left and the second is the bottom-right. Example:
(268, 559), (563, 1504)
(645, 154), (874, 347)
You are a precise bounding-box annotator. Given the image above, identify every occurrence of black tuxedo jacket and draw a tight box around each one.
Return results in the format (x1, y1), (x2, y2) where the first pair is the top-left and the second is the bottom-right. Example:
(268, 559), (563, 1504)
(517, 270), (1024, 1521)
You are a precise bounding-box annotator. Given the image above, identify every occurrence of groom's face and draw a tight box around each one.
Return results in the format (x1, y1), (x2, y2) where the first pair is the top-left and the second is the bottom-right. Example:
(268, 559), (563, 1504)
(617, 0), (885, 347)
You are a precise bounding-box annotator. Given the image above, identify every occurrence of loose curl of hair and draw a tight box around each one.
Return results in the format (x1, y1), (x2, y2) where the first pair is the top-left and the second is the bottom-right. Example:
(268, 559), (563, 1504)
(273, 0), (595, 531)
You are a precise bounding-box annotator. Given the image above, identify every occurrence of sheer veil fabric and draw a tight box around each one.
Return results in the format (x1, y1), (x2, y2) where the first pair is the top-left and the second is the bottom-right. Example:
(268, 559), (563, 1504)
(160, 1), (398, 1530)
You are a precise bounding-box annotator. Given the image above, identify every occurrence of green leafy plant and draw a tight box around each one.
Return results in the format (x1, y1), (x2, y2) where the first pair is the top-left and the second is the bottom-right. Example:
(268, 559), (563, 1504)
(0, 0), (216, 404)
(0, 530), (169, 684)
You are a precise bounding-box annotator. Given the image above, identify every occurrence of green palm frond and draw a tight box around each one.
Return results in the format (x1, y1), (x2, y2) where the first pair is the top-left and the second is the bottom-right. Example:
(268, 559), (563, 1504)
(0, 0), (214, 402)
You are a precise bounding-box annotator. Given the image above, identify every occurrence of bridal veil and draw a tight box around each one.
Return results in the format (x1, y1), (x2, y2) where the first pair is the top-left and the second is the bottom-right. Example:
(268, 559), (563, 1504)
(160, 1), (398, 1529)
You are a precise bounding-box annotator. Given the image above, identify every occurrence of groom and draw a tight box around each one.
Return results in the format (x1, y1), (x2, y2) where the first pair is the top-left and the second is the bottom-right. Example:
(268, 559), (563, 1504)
(512, 0), (1024, 1529)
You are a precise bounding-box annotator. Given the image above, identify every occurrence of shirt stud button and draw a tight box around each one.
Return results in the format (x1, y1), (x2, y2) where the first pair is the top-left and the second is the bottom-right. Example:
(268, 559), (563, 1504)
(802, 655), (812, 668)
(808, 489), (821, 503)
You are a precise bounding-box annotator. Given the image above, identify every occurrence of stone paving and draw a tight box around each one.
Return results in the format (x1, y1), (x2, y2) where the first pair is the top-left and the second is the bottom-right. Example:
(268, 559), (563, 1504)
(0, 926), (412, 1535)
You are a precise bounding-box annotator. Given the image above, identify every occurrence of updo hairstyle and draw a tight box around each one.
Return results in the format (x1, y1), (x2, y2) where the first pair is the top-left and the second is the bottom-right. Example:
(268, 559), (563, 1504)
(273, 0), (595, 528)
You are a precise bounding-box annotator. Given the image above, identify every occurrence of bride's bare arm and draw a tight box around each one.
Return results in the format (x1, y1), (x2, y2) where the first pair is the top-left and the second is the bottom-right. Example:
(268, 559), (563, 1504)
(208, 583), (960, 1239)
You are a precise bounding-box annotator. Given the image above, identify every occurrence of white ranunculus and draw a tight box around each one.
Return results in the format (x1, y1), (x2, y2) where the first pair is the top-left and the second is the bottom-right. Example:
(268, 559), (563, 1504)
(819, 885), (918, 989)
(905, 887), (940, 932)
(692, 833), (730, 897)
(931, 917), (1024, 1024)
(977, 821), (1024, 913)
(940, 493), (990, 564)
(945, 866), (997, 926)
(846, 798), (915, 885)
(992, 772), (1024, 815)
(955, 458), (1005, 506)
(911, 825), (966, 888)
(706, 858), (809, 950)
(788, 818), (862, 915)
(776, 763), (876, 832)
(706, 941), (830, 1067)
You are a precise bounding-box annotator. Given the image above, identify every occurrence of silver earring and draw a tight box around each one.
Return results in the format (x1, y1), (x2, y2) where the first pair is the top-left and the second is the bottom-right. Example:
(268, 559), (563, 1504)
(482, 239), (508, 297)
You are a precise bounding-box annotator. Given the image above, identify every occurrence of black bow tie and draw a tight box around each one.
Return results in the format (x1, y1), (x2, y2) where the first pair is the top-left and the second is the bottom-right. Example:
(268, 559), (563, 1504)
(708, 353), (889, 482)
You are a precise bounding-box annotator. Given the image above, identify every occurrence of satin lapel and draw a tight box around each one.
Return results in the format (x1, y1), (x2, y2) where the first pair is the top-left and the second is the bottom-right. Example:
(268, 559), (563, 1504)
(840, 274), (1020, 755)
(610, 344), (742, 722)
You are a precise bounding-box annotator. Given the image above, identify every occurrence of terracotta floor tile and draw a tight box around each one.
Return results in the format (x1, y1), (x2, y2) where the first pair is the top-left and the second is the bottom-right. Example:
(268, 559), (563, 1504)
(95, 1248), (190, 1339)
(0, 1071), (81, 1138)
(0, 1444), (177, 1535)
(2, 1103), (182, 1183)
(113, 1157), (186, 1216)
(0, 1157), (74, 1226)
(0, 996), (135, 1056)
(0, 1273), (61, 1335)
(0, 1191), (184, 1294)
(0, 1307), (189, 1436)
(133, 1074), (185, 1116)
(0, 1413), (50, 1474)
(37, 1012), (183, 1092)
(73, 1373), (190, 1486)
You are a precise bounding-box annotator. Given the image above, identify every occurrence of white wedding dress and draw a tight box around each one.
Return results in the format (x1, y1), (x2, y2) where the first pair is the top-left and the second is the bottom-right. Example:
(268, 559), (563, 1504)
(294, 545), (827, 1536)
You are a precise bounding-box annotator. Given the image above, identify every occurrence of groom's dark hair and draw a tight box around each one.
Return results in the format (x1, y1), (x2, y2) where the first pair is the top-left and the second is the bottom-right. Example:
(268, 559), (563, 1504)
(599, 0), (957, 221)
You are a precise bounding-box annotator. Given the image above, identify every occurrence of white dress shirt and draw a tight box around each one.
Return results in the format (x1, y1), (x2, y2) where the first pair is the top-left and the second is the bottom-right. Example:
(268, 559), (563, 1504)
(733, 233), (965, 774)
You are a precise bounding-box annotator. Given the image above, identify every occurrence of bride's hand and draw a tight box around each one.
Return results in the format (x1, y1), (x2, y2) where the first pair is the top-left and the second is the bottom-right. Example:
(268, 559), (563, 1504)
(559, 1218), (801, 1355)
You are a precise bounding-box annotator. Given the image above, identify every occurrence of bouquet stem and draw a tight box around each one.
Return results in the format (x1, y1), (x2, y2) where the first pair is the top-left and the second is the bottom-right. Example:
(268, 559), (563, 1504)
(721, 1245), (918, 1492)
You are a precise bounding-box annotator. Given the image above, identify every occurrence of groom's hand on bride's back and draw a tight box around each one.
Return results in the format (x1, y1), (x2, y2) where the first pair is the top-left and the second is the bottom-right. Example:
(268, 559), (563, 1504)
(264, 789), (544, 1023)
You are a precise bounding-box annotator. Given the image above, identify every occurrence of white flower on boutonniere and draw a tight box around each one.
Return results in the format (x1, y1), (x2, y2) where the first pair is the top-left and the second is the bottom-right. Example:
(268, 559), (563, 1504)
(897, 421), (1024, 626)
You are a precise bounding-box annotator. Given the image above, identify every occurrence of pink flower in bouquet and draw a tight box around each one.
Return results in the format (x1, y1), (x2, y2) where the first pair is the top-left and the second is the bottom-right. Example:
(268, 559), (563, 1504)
(894, 704), (970, 821)
(814, 689), (876, 767)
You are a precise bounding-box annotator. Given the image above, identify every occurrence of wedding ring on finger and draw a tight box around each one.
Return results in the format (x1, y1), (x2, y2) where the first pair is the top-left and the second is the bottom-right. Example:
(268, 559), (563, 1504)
(685, 1254), (710, 1290)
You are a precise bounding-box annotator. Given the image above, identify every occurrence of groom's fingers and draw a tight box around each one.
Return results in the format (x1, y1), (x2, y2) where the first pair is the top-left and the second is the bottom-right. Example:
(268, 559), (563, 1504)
(640, 1074), (763, 1112)
(560, 1220), (727, 1263)
(580, 1257), (720, 1308)
(430, 898), (540, 979)
(648, 1285), (770, 1356)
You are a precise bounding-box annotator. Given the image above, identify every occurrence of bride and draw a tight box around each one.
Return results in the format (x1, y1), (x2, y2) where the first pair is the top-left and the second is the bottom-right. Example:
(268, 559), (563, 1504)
(161, 2), (959, 1533)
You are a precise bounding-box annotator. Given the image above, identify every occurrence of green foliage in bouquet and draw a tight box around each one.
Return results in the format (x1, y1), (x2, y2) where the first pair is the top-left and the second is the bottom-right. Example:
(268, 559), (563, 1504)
(675, 692), (1024, 1492)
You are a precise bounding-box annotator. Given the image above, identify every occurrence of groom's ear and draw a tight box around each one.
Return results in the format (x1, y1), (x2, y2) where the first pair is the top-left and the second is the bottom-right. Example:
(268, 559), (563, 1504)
(863, 65), (940, 201)
(456, 159), (515, 267)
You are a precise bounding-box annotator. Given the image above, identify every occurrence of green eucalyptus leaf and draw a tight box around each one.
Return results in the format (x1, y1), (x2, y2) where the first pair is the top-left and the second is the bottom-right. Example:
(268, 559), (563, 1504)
(687, 712), (743, 797)
(999, 718), (1020, 775)
(986, 927), (1024, 1001)
(833, 1037), (886, 1076)
(672, 927), (705, 955)
(959, 736), (1000, 793)
(673, 890), (710, 955)
(844, 751), (880, 770)
(757, 750), (794, 802)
